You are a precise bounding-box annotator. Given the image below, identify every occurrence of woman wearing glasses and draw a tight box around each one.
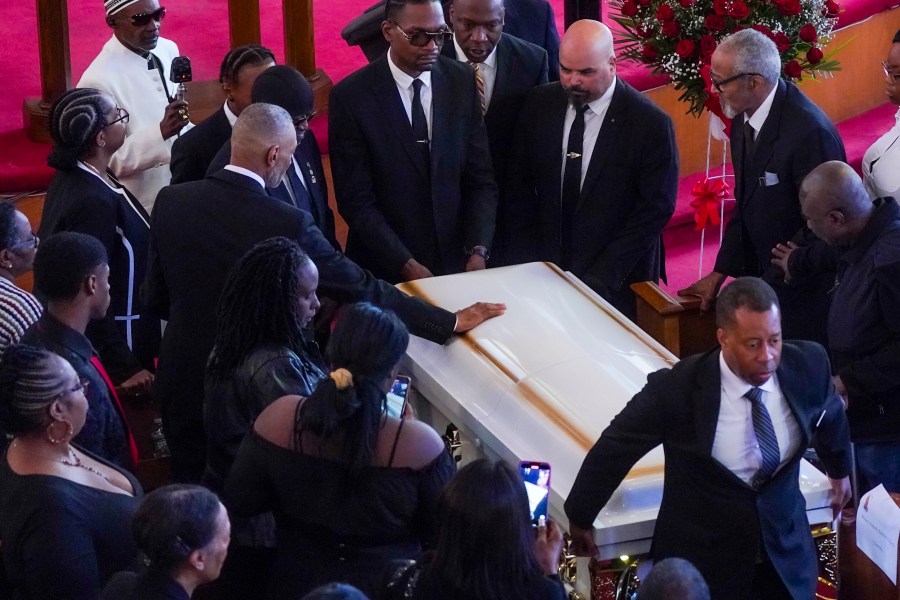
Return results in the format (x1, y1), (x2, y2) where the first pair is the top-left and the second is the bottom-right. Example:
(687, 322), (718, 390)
(0, 203), (42, 357)
(862, 29), (900, 200)
(41, 88), (159, 396)
(0, 344), (141, 599)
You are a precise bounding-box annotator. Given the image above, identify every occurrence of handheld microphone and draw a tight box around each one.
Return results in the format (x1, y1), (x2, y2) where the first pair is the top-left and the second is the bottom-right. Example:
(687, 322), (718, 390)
(169, 56), (192, 102)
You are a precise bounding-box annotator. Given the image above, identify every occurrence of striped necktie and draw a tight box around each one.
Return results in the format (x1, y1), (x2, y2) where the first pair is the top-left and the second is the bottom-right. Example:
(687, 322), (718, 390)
(744, 386), (780, 488)
(469, 61), (486, 114)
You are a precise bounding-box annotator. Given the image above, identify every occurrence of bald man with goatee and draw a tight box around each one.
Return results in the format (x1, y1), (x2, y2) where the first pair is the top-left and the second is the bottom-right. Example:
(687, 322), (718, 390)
(506, 20), (678, 319)
(772, 160), (900, 496)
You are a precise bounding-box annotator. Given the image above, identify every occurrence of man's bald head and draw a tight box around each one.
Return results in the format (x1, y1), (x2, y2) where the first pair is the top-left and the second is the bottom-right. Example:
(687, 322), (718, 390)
(800, 161), (874, 246)
(230, 103), (298, 188)
(559, 20), (616, 104)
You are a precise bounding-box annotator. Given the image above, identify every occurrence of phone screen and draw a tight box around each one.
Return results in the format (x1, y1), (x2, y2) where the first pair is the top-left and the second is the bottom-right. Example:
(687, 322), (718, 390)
(385, 375), (411, 418)
(518, 461), (551, 524)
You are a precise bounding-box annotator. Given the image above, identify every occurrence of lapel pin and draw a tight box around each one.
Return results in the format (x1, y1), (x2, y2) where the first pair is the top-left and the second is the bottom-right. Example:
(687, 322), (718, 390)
(306, 162), (317, 184)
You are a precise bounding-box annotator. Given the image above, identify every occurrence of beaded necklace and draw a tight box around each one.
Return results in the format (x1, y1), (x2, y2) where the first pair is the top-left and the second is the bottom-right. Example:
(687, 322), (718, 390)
(12, 441), (111, 483)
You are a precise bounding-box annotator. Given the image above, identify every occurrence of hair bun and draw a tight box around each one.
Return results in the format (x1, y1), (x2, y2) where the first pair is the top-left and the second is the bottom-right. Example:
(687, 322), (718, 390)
(330, 368), (354, 391)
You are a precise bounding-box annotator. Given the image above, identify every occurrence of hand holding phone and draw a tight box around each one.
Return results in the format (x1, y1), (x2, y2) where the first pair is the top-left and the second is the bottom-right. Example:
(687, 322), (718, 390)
(385, 375), (411, 418)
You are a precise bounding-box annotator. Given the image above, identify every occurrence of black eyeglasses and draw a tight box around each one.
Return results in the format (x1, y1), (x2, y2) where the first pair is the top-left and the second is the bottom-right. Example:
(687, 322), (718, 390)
(53, 378), (90, 401)
(710, 72), (761, 93)
(124, 6), (166, 27)
(102, 107), (130, 129)
(390, 21), (452, 47)
(9, 232), (39, 251)
(292, 110), (318, 128)
(882, 61), (900, 82)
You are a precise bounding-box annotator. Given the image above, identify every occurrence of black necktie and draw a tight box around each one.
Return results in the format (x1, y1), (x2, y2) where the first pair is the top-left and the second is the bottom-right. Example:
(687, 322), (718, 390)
(744, 387), (781, 488)
(286, 158), (313, 215)
(561, 104), (588, 269)
(743, 120), (756, 160)
(411, 78), (430, 164)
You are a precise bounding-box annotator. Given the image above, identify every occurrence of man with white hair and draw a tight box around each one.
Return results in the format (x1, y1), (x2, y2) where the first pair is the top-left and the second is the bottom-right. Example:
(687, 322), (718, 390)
(680, 29), (845, 346)
(507, 19), (678, 319)
(78, 0), (191, 211)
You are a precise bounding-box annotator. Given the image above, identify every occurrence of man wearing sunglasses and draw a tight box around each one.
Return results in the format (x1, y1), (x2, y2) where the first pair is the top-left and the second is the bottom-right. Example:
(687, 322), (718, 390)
(78, 0), (191, 213)
(679, 29), (846, 348)
(329, 0), (498, 284)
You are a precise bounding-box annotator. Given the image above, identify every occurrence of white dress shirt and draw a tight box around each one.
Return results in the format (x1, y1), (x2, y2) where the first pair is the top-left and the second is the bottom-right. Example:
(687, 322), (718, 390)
(560, 78), (617, 190)
(387, 50), (433, 140)
(281, 157), (311, 203)
(224, 164), (266, 189)
(862, 107), (900, 200)
(452, 37), (498, 110)
(223, 100), (239, 127)
(743, 83), (778, 142)
(712, 352), (802, 485)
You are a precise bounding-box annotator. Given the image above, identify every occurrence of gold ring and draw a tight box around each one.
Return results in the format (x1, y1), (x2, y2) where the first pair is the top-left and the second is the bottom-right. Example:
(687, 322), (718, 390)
(178, 108), (186, 116)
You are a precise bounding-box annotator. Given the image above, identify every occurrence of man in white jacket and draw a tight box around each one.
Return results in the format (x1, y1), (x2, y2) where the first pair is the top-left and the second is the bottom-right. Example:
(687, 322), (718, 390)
(78, 0), (191, 211)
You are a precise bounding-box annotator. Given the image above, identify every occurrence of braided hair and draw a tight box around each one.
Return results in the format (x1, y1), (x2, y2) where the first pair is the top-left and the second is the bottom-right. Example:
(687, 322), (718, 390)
(47, 88), (110, 170)
(219, 44), (275, 84)
(207, 237), (314, 380)
(298, 303), (409, 476)
(132, 484), (223, 574)
(0, 344), (68, 436)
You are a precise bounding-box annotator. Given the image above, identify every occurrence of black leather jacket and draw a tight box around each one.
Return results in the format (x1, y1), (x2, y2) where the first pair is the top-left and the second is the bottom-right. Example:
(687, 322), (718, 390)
(204, 342), (326, 493)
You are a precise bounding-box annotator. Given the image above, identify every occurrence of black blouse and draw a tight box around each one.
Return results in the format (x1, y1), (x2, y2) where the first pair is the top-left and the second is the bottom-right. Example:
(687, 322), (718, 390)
(225, 429), (456, 599)
(0, 447), (142, 600)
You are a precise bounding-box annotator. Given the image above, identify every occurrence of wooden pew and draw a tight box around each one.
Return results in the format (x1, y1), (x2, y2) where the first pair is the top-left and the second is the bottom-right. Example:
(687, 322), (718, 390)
(631, 281), (718, 358)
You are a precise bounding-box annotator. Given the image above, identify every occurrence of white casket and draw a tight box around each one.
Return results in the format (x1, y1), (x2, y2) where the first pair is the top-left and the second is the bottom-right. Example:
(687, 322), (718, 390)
(397, 263), (834, 591)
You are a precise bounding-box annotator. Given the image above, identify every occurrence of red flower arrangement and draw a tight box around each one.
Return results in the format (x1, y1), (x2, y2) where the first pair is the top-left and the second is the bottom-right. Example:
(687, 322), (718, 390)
(611, 0), (843, 116)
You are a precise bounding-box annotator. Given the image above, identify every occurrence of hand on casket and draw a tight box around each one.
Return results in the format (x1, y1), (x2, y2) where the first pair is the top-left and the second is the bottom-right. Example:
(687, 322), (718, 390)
(454, 302), (506, 333)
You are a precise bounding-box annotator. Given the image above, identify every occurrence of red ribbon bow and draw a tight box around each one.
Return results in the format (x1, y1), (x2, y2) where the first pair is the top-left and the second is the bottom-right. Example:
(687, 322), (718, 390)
(690, 178), (729, 231)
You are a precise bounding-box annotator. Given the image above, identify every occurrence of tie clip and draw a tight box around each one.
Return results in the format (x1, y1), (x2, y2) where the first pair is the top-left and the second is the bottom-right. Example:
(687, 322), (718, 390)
(417, 139), (429, 144)
(566, 152), (582, 159)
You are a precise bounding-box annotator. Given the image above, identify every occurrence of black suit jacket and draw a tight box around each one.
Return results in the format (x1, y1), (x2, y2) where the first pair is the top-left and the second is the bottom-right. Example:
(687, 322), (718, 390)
(508, 79), (678, 313)
(143, 170), (456, 476)
(441, 33), (548, 187)
(170, 106), (232, 185)
(208, 131), (339, 249)
(715, 80), (846, 343)
(565, 342), (851, 600)
(329, 55), (498, 282)
(501, 0), (561, 80)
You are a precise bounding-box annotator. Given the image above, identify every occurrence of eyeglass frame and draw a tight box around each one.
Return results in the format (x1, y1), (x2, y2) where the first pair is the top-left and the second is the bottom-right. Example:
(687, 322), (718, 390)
(8, 232), (39, 251)
(102, 107), (130, 129)
(389, 20), (453, 48)
(52, 377), (91, 402)
(709, 72), (762, 93)
(882, 61), (900, 82)
(120, 6), (167, 27)
(292, 110), (318, 128)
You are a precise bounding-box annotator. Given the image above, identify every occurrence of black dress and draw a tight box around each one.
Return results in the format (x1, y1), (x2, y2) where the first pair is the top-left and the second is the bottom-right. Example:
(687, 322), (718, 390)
(225, 426), (456, 600)
(41, 164), (161, 380)
(0, 447), (142, 600)
(101, 570), (190, 600)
